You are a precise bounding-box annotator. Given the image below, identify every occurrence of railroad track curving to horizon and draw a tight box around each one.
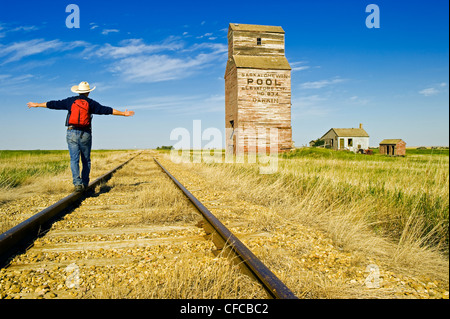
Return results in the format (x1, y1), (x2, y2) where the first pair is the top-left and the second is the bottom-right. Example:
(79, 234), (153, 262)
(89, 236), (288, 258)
(0, 151), (297, 299)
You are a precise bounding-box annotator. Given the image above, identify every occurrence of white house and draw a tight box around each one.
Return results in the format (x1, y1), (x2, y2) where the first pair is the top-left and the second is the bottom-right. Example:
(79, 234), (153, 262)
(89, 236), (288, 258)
(320, 124), (369, 153)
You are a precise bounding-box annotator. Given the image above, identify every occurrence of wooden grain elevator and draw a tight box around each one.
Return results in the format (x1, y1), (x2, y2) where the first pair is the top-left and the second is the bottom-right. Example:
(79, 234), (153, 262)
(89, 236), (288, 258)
(225, 23), (293, 155)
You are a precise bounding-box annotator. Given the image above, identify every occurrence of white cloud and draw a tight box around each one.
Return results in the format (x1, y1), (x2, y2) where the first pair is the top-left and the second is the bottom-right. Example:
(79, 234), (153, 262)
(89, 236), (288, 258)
(290, 61), (310, 72)
(111, 54), (197, 82)
(419, 82), (448, 96)
(0, 32), (226, 85)
(92, 38), (184, 59)
(0, 73), (34, 93)
(182, 42), (227, 53)
(91, 37), (227, 83)
(195, 32), (216, 39)
(9, 25), (39, 32)
(300, 77), (346, 89)
(128, 94), (223, 114)
(111, 49), (223, 83)
(102, 29), (120, 35)
(419, 87), (439, 96)
(348, 95), (369, 105)
(292, 66), (310, 72)
(0, 23), (39, 38)
(0, 73), (33, 84)
(0, 39), (87, 64)
(130, 95), (204, 110)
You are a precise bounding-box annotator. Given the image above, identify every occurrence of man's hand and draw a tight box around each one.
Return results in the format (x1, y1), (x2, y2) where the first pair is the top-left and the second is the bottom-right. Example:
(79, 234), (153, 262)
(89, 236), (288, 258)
(113, 108), (135, 117)
(27, 102), (47, 108)
(124, 109), (135, 117)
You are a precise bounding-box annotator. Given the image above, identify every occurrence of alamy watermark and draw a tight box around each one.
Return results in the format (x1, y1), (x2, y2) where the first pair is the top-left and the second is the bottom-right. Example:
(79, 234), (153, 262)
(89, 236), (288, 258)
(364, 264), (381, 288)
(169, 120), (279, 174)
(66, 4), (380, 29)
(65, 263), (80, 289)
(366, 4), (380, 29)
(65, 4), (80, 29)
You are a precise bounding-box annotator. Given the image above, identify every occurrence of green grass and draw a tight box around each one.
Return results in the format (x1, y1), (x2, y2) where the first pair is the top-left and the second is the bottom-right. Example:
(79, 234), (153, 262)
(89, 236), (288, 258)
(405, 148), (449, 155)
(0, 151), (69, 188)
(0, 150), (129, 189)
(282, 147), (449, 161)
(0, 163), (68, 188)
(281, 147), (391, 161)
(282, 147), (365, 159)
(0, 150), (68, 159)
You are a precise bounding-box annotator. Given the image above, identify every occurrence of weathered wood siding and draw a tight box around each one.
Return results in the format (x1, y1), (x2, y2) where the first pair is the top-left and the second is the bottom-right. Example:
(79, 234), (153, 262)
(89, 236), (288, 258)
(380, 141), (406, 156)
(228, 31), (285, 57)
(396, 141), (406, 156)
(225, 64), (238, 153)
(225, 24), (292, 154)
(236, 68), (292, 152)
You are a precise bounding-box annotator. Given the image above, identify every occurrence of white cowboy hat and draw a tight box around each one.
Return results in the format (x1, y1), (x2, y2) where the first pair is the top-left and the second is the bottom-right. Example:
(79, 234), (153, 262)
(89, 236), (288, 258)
(71, 81), (96, 93)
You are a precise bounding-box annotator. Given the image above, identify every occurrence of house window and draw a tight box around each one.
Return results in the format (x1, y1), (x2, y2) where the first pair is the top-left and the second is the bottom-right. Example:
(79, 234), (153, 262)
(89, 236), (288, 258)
(348, 138), (353, 147)
(257, 38), (262, 45)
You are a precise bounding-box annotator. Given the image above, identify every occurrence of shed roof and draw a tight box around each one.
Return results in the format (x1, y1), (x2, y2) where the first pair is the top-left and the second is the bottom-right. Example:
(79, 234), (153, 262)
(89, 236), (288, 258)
(229, 23), (285, 33)
(379, 139), (405, 145)
(232, 55), (291, 70)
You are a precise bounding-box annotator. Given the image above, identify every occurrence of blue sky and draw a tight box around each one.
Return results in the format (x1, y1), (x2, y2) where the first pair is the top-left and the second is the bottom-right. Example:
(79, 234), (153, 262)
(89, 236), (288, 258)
(0, 0), (448, 149)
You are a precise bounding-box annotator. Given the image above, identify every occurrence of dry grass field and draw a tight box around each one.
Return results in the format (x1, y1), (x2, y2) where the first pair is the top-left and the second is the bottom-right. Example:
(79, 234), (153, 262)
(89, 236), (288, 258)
(0, 151), (266, 299)
(0, 150), (133, 233)
(0, 148), (448, 299)
(159, 147), (449, 298)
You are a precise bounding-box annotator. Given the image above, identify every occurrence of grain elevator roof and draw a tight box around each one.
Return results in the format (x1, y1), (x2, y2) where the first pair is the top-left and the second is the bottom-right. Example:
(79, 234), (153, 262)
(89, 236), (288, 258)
(229, 23), (285, 33)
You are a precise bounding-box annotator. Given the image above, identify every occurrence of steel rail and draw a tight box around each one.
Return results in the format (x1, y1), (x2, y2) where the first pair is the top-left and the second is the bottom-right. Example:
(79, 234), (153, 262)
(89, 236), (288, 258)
(153, 157), (298, 300)
(0, 153), (140, 268)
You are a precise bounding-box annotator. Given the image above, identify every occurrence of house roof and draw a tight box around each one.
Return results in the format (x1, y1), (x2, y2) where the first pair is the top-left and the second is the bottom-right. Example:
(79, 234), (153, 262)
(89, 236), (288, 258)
(333, 128), (369, 137)
(379, 139), (405, 145)
(321, 128), (369, 139)
(230, 55), (291, 70)
(229, 23), (285, 33)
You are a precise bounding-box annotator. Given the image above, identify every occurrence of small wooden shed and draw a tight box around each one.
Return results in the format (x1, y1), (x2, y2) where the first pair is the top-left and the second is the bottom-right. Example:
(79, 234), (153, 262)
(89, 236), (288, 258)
(379, 139), (406, 156)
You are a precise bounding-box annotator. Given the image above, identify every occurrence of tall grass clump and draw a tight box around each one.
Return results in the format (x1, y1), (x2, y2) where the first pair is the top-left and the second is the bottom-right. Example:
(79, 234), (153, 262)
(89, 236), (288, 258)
(278, 148), (449, 251)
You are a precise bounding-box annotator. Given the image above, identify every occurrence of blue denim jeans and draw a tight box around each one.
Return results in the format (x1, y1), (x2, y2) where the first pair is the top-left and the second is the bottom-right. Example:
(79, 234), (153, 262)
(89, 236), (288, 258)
(66, 129), (92, 187)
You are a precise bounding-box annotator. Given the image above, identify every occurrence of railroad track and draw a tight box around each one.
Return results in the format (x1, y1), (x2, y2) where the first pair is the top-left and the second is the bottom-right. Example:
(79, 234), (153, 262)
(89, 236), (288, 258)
(0, 151), (297, 299)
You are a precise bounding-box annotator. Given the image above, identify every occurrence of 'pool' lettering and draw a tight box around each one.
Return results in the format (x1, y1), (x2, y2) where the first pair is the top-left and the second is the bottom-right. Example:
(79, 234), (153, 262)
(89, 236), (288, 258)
(247, 78), (281, 86)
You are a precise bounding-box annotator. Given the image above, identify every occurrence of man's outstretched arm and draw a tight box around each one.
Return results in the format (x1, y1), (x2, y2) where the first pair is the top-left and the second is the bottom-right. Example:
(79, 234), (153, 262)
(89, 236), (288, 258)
(112, 109), (135, 117)
(28, 101), (134, 117)
(27, 102), (47, 108)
